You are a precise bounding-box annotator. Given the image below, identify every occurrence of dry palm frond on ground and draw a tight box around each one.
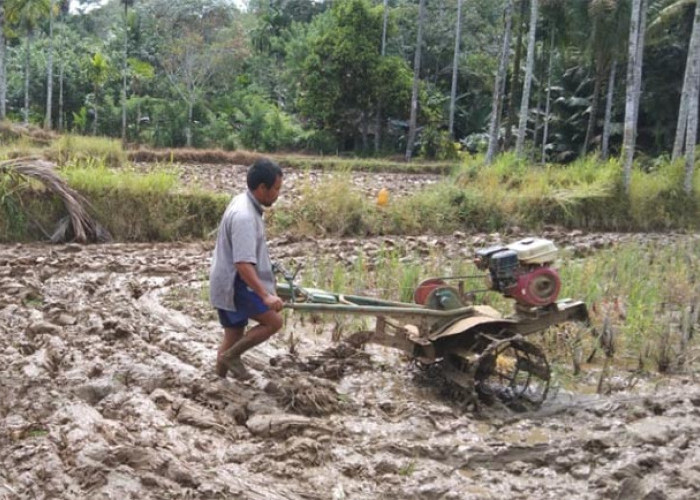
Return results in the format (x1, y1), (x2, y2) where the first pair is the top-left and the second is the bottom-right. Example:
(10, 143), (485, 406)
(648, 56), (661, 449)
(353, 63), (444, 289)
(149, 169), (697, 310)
(0, 157), (110, 243)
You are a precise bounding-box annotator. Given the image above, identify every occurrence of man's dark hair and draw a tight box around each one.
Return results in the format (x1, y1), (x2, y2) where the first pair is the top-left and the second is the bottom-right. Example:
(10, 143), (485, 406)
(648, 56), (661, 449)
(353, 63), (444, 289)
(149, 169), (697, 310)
(247, 158), (283, 190)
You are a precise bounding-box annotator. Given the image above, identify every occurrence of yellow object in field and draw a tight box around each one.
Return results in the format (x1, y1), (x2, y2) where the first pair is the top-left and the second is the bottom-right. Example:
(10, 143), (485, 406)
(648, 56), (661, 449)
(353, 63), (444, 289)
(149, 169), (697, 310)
(377, 187), (389, 206)
(495, 354), (516, 374)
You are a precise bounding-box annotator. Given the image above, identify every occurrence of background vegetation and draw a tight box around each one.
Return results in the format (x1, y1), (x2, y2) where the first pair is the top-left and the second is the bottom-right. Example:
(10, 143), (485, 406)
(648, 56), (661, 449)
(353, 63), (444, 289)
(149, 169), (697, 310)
(0, 0), (697, 165)
(0, 134), (698, 241)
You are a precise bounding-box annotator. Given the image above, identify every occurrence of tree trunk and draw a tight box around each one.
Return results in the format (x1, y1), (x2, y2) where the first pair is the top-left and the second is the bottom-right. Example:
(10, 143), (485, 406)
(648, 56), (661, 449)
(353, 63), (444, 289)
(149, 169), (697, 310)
(601, 59), (617, 161)
(684, 4), (700, 193)
(381, 0), (388, 55)
(186, 99), (193, 147)
(122, 1), (128, 144)
(23, 31), (31, 126)
(622, 0), (645, 193)
(673, 0), (700, 161)
(405, 0), (425, 162)
(532, 41), (543, 157)
(633, 1), (647, 129)
(44, 0), (55, 130)
(93, 85), (99, 135)
(684, 69), (699, 194)
(505, 0), (526, 149)
(583, 63), (602, 156)
(515, 0), (538, 157)
(542, 30), (554, 164)
(448, 0), (463, 137)
(0, 0), (6, 121)
(58, 56), (64, 131)
(486, 0), (514, 164)
(375, 0), (389, 153)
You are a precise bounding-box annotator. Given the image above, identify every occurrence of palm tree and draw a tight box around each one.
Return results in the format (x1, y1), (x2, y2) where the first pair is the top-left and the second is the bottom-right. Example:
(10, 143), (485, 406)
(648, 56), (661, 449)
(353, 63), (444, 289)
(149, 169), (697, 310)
(515, 0), (538, 157)
(486, 0), (514, 164)
(121, 0), (135, 144)
(405, 0), (425, 161)
(0, 0), (6, 120)
(622, 0), (648, 193)
(583, 0), (628, 157)
(448, 0), (463, 137)
(43, 0), (54, 129)
(6, 0), (50, 126)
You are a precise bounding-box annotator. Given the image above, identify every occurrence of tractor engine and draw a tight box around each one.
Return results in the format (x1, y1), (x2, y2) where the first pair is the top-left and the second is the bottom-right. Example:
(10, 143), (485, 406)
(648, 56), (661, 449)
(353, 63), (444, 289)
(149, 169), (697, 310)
(475, 238), (561, 307)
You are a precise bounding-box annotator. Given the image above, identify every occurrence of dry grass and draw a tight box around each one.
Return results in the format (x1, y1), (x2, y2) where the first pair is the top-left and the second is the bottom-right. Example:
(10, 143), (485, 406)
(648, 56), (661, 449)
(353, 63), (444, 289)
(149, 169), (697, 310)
(0, 157), (110, 243)
(0, 121), (58, 144)
(128, 147), (263, 165)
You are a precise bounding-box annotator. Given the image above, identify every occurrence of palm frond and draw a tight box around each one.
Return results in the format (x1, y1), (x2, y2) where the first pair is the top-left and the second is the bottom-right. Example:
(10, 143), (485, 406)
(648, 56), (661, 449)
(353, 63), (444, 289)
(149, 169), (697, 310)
(0, 157), (111, 244)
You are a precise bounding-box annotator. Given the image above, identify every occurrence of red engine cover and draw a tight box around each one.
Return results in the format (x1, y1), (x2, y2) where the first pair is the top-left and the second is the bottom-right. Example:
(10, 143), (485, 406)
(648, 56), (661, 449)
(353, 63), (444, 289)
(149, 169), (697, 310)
(506, 267), (561, 307)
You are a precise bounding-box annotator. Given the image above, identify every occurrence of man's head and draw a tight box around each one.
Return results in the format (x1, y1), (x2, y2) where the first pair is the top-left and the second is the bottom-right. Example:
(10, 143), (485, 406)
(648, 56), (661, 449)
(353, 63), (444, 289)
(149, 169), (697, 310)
(247, 158), (283, 207)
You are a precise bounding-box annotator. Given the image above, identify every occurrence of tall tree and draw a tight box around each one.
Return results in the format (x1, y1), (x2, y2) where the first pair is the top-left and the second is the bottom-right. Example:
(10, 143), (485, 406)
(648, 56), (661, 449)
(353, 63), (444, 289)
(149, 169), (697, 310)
(448, 0), (462, 137)
(43, 0), (54, 129)
(405, 0), (425, 161)
(87, 51), (109, 135)
(7, 0), (50, 125)
(505, 0), (526, 149)
(682, 0), (700, 192)
(541, 29), (553, 164)
(515, 0), (538, 157)
(486, 0), (514, 164)
(601, 59), (617, 160)
(672, 0), (700, 161)
(622, 0), (647, 192)
(0, 0), (5, 120)
(121, 0), (134, 144)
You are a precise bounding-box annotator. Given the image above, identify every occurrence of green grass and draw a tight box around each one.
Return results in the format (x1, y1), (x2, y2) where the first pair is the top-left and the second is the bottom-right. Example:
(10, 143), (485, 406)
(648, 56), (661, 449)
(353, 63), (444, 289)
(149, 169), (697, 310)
(61, 162), (179, 194)
(48, 135), (126, 167)
(273, 236), (699, 377)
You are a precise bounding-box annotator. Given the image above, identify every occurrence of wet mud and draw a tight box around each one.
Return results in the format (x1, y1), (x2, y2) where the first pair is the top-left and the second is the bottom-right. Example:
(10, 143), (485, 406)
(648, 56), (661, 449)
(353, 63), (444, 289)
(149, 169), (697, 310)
(1, 234), (699, 499)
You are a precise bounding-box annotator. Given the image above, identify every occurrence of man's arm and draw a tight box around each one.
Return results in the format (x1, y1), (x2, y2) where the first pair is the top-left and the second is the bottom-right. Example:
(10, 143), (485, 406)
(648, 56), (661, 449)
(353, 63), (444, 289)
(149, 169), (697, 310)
(235, 262), (284, 311)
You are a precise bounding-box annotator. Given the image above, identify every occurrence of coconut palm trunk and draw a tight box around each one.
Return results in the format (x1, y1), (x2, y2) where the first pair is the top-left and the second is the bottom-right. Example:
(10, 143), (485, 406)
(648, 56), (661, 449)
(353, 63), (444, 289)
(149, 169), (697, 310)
(448, 0), (463, 137)
(673, 0), (700, 161)
(505, 0), (526, 150)
(622, 0), (646, 193)
(44, 0), (54, 130)
(684, 69), (699, 193)
(23, 31), (31, 125)
(583, 64), (602, 156)
(0, 0), (5, 121)
(121, 0), (129, 144)
(601, 59), (617, 161)
(374, 0), (389, 153)
(515, 0), (538, 157)
(486, 0), (514, 164)
(405, 0), (425, 161)
(541, 30), (554, 164)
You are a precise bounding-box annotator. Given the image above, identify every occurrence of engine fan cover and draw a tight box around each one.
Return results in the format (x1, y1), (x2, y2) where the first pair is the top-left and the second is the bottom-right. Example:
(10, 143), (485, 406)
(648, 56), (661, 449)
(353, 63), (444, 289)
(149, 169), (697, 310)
(507, 267), (561, 307)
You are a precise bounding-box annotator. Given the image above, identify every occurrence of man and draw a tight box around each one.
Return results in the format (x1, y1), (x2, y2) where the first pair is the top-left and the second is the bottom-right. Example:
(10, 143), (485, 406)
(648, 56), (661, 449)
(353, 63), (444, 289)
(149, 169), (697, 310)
(209, 158), (284, 380)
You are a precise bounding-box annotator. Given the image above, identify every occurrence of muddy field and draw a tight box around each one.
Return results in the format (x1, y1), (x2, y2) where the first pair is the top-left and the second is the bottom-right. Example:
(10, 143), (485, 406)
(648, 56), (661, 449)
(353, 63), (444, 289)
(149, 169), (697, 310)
(1, 229), (699, 500)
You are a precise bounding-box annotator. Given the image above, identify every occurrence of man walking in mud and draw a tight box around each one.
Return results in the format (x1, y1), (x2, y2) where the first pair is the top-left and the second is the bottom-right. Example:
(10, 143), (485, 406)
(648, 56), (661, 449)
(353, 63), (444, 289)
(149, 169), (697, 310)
(209, 158), (284, 380)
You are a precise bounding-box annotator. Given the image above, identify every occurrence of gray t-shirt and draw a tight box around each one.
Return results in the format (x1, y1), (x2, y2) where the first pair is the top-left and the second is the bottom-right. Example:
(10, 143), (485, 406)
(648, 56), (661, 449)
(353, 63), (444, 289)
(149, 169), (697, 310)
(209, 191), (275, 311)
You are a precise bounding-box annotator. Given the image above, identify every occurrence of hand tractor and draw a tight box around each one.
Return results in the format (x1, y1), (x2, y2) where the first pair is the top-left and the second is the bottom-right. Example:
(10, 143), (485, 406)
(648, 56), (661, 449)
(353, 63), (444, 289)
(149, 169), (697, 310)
(275, 238), (589, 409)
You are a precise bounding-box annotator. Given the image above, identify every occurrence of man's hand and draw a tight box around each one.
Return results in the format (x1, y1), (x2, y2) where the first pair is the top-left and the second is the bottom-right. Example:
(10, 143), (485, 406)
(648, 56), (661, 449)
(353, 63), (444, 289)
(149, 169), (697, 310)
(263, 293), (284, 312)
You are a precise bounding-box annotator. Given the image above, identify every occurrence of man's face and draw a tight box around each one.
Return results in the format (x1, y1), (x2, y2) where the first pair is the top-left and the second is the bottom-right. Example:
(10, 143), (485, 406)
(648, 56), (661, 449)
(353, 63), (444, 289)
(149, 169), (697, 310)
(259, 175), (282, 207)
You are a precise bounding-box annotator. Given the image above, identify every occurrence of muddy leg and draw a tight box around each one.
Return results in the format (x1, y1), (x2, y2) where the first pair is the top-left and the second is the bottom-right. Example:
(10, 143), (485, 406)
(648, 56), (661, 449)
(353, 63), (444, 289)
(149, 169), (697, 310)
(221, 310), (283, 377)
(216, 326), (245, 377)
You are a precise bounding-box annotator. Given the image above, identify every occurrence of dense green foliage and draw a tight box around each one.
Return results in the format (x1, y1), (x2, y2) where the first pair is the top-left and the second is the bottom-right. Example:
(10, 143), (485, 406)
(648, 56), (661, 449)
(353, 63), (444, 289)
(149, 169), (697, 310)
(0, 0), (696, 165)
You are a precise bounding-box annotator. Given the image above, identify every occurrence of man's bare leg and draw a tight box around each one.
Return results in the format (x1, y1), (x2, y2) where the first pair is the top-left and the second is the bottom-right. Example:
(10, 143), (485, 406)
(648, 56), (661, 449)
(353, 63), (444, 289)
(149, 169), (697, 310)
(216, 326), (245, 377)
(221, 310), (283, 377)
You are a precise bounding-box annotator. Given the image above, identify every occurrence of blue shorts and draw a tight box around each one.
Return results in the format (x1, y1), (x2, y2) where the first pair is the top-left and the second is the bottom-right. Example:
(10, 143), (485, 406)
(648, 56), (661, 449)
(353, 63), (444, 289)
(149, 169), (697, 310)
(217, 276), (269, 328)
